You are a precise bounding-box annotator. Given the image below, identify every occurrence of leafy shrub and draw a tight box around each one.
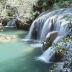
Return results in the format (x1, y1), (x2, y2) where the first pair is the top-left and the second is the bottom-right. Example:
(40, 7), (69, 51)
(0, 0), (72, 26)
(0, 0), (38, 24)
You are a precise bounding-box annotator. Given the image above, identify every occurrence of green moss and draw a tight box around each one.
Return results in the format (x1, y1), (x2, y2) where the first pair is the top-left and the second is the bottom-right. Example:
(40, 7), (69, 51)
(42, 41), (52, 51)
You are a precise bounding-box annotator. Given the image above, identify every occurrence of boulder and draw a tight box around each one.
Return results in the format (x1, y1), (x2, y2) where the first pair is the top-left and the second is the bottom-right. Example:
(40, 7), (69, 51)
(15, 20), (30, 30)
(43, 31), (58, 51)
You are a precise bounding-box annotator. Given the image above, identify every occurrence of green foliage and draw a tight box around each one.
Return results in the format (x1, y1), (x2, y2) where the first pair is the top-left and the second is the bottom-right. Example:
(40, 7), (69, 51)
(53, 35), (72, 57)
(0, 0), (38, 24)
(32, 0), (72, 20)
(54, 43), (67, 56)
(61, 36), (72, 43)
(32, 0), (59, 19)
(53, 0), (72, 9)
(43, 41), (52, 51)
(0, 0), (72, 25)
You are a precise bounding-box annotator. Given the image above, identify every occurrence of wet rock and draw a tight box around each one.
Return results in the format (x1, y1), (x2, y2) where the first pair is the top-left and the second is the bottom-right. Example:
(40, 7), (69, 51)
(53, 40), (72, 72)
(15, 19), (30, 30)
(43, 31), (58, 51)
(50, 52), (64, 62)
(1, 18), (10, 26)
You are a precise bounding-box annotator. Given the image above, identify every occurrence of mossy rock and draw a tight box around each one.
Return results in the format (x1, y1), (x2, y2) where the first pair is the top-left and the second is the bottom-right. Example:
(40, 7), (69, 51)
(42, 31), (58, 51)
(1, 18), (30, 31)
(50, 52), (64, 62)
(15, 19), (30, 31)
(42, 41), (52, 51)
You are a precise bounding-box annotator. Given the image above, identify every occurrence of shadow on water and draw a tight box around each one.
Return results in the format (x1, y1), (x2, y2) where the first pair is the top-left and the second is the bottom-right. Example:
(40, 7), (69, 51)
(0, 28), (53, 72)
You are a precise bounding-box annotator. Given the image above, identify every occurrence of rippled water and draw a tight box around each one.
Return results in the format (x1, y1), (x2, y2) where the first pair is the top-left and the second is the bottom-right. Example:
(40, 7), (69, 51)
(0, 28), (52, 72)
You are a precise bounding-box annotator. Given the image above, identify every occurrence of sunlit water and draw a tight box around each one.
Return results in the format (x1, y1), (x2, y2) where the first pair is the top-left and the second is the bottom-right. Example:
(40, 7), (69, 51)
(0, 28), (52, 72)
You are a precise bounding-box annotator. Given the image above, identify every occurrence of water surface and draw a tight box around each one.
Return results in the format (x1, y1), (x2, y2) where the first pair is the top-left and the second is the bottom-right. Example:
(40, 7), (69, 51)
(0, 28), (52, 72)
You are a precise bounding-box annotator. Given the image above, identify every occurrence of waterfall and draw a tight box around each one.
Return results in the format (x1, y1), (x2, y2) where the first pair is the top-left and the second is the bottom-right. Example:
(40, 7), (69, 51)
(40, 18), (53, 40)
(5, 19), (17, 28)
(24, 8), (64, 41)
(25, 7), (72, 63)
(25, 7), (72, 41)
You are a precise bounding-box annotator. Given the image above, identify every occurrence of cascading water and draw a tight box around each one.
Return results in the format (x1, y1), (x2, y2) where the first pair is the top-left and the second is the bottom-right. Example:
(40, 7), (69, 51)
(36, 46), (55, 63)
(25, 7), (72, 63)
(25, 8), (72, 41)
(40, 18), (53, 40)
(24, 8), (64, 41)
(5, 19), (17, 28)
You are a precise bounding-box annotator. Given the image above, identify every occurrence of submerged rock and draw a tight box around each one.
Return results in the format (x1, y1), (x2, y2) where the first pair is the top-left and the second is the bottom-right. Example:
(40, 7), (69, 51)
(0, 34), (17, 43)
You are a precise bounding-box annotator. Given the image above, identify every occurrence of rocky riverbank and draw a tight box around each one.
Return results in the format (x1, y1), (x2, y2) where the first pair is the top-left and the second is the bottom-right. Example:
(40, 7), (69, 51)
(52, 36), (72, 72)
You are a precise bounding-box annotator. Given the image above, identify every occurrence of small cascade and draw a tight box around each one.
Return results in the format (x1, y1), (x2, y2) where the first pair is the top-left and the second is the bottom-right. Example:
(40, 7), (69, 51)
(40, 18), (53, 40)
(25, 21), (36, 39)
(6, 19), (17, 28)
(24, 7), (72, 63)
(36, 46), (55, 63)
(53, 36), (64, 43)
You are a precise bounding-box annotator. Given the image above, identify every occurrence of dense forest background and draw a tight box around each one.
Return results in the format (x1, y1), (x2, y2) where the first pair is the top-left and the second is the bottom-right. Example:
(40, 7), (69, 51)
(0, 0), (72, 26)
